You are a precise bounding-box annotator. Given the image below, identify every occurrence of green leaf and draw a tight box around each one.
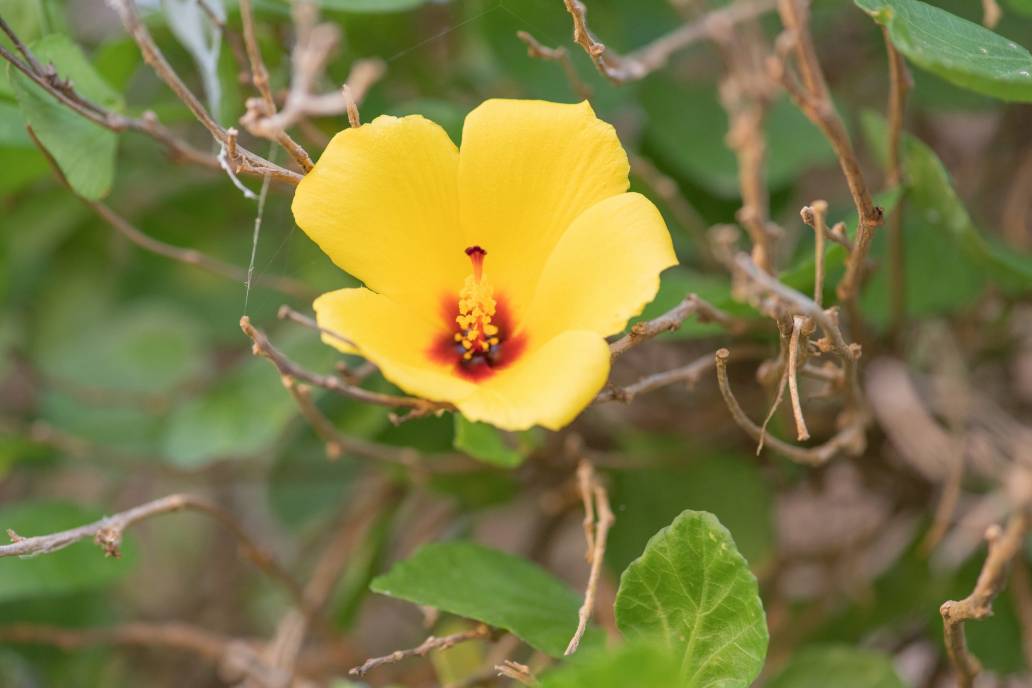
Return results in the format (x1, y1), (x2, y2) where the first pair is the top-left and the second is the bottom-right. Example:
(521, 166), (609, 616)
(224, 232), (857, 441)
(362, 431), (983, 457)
(0, 501), (135, 602)
(614, 510), (768, 688)
(539, 640), (682, 688)
(766, 647), (907, 688)
(8, 34), (122, 199)
(855, 0), (1032, 101)
(452, 415), (527, 468)
(371, 541), (588, 657)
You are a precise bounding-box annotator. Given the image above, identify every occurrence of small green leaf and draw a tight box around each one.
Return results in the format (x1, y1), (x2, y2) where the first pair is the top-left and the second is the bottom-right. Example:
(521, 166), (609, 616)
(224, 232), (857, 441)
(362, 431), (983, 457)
(855, 0), (1032, 101)
(766, 647), (907, 688)
(0, 501), (135, 602)
(8, 34), (122, 199)
(371, 541), (588, 657)
(453, 415), (527, 468)
(539, 640), (682, 688)
(614, 510), (768, 688)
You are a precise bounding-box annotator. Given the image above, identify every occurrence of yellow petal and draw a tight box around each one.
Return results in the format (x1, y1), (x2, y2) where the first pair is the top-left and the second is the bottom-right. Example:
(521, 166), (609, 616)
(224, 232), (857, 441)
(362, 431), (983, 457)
(458, 100), (630, 321)
(314, 288), (476, 403)
(525, 193), (678, 341)
(457, 330), (610, 431)
(293, 115), (468, 315)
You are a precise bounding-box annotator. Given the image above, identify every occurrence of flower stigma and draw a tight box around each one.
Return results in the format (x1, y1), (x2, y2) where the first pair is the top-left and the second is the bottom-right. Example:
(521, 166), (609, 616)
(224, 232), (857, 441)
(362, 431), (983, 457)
(454, 246), (501, 365)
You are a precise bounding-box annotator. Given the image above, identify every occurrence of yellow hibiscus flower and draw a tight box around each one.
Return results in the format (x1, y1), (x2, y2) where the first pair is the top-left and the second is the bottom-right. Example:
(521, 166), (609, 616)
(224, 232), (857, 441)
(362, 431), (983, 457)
(291, 99), (677, 431)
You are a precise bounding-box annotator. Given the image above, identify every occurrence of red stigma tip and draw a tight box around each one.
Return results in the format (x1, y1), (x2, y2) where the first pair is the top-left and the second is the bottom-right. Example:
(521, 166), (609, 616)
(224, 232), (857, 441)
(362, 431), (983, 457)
(465, 245), (487, 281)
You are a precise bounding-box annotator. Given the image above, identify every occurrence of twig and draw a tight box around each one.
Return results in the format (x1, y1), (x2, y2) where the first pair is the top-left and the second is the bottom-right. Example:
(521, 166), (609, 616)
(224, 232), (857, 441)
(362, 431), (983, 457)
(941, 511), (1030, 688)
(715, 349), (864, 465)
(771, 0), (882, 304)
(109, 0), (301, 185)
(0, 493), (306, 607)
(800, 201), (828, 306)
(565, 461), (614, 655)
(596, 352), (714, 403)
(883, 28), (911, 334)
(240, 316), (451, 416)
(609, 294), (747, 358)
(496, 660), (537, 686)
(787, 315), (810, 441)
(0, 621), (235, 662)
(238, 0), (314, 170)
(561, 0), (779, 84)
(982, 0), (1002, 28)
(516, 31), (592, 99)
(349, 625), (490, 677)
(25, 128), (310, 299)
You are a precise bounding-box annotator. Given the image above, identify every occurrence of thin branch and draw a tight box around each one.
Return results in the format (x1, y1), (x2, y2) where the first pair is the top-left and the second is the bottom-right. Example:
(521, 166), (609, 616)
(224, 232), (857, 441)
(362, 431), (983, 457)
(715, 349), (865, 465)
(941, 511), (1030, 688)
(238, 0), (314, 171)
(349, 625), (490, 678)
(561, 0), (779, 84)
(771, 0), (882, 304)
(565, 461), (614, 656)
(596, 353), (713, 403)
(240, 316), (451, 416)
(883, 28), (911, 335)
(516, 31), (592, 99)
(800, 201), (828, 306)
(0, 493), (306, 608)
(109, 0), (301, 185)
(787, 315), (810, 441)
(609, 294), (748, 358)
(982, 0), (1002, 28)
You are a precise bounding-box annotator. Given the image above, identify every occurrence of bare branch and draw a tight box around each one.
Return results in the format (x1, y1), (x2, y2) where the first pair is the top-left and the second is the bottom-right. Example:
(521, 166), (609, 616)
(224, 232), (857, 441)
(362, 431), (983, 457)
(240, 316), (451, 416)
(715, 349), (865, 465)
(0, 493), (306, 609)
(109, 0), (301, 185)
(941, 511), (1030, 687)
(561, 0), (778, 84)
(565, 461), (614, 656)
(609, 294), (748, 358)
(787, 315), (811, 441)
(349, 625), (490, 678)
(516, 30), (592, 99)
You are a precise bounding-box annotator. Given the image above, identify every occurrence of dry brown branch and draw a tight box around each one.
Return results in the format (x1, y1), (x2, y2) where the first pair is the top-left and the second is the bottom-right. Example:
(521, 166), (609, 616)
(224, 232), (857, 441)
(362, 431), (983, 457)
(0, 621), (236, 662)
(982, 0), (1002, 27)
(787, 315), (811, 441)
(715, 349), (865, 465)
(241, 316), (452, 417)
(941, 511), (1030, 687)
(109, 0), (301, 185)
(516, 30), (592, 99)
(238, 0), (314, 171)
(771, 0), (882, 304)
(565, 461), (614, 656)
(1011, 557), (1032, 671)
(596, 352), (714, 403)
(349, 625), (490, 678)
(561, 0), (778, 84)
(883, 28), (911, 333)
(0, 493), (306, 607)
(609, 294), (748, 358)
(800, 201), (829, 306)
(241, 1), (385, 139)
(496, 660), (536, 685)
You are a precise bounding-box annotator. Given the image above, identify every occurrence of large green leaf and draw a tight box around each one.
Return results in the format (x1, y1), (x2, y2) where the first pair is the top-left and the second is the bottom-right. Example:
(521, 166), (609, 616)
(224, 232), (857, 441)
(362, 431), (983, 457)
(0, 501), (135, 602)
(614, 510), (768, 688)
(370, 541), (588, 657)
(855, 0), (1032, 101)
(539, 641), (682, 688)
(766, 647), (907, 688)
(8, 34), (122, 199)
